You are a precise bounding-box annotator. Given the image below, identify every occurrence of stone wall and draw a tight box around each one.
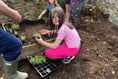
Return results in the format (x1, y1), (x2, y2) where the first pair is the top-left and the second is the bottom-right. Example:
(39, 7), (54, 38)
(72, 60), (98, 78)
(84, 0), (118, 25)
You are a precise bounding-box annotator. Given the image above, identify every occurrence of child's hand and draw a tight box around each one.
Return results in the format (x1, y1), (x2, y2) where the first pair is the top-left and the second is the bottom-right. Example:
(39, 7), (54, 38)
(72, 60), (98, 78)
(37, 16), (41, 20)
(35, 37), (44, 44)
(39, 29), (50, 35)
(10, 9), (22, 23)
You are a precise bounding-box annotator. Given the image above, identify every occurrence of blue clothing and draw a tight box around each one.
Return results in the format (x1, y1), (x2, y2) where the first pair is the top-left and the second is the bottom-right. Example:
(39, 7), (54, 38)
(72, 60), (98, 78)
(0, 28), (22, 61)
(65, 0), (70, 4)
(70, 0), (83, 23)
(65, 0), (83, 4)
(78, 0), (84, 3)
(45, 4), (60, 12)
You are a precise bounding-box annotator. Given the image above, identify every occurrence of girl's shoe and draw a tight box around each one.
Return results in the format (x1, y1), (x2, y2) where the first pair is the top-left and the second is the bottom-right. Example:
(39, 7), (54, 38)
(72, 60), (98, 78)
(61, 56), (75, 64)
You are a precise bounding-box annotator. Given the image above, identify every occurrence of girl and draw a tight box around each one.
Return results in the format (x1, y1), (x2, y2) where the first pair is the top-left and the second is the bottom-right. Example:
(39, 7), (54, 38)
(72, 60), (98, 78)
(35, 7), (81, 64)
(37, 0), (60, 19)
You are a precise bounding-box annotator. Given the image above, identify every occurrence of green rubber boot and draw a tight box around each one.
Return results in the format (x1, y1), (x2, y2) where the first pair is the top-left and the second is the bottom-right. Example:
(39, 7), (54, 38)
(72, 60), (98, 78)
(0, 59), (28, 79)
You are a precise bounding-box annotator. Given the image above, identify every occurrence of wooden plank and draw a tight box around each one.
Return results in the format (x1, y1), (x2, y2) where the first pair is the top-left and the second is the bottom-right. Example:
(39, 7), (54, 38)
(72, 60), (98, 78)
(20, 38), (55, 59)
(20, 43), (45, 59)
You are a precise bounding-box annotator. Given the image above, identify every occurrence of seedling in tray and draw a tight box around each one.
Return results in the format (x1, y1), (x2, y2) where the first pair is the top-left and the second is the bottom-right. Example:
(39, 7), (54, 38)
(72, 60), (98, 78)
(28, 52), (57, 77)
(29, 60), (57, 77)
(29, 55), (46, 65)
(28, 52), (46, 65)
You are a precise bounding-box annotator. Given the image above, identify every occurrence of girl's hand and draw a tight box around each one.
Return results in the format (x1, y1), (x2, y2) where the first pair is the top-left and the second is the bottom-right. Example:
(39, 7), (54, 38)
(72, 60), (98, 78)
(37, 15), (41, 20)
(39, 29), (50, 35)
(35, 37), (44, 44)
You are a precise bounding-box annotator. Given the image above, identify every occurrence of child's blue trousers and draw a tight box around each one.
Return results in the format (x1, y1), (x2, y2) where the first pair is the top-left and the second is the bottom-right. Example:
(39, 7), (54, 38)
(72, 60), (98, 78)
(0, 28), (22, 61)
(70, 1), (83, 23)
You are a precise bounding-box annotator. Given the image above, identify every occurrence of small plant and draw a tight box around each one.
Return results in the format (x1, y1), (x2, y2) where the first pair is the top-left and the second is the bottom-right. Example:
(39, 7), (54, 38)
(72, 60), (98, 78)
(85, 18), (94, 23)
(32, 32), (41, 38)
(42, 17), (48, 24)
(13, 30), (19, 37)
(29, 52), (46, 65)
(14, 30), (18, 35)
(20, 34), (26, 41)
(20, 33), (26, 41)
(11, 24), (20, 30)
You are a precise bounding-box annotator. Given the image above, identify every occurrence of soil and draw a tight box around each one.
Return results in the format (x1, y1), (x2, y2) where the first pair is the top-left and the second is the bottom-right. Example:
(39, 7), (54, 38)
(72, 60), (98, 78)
(0, 16), (118, 79)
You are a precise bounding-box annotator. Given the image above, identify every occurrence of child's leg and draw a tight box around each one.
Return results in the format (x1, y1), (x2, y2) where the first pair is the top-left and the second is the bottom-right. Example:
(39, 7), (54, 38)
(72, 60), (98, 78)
(44, 43), (79, 59)
(70, 1), (82, 23)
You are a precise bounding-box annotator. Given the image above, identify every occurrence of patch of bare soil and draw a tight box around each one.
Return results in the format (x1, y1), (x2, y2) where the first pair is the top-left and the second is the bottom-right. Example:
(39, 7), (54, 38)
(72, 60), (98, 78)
(0, 17), (118, 79)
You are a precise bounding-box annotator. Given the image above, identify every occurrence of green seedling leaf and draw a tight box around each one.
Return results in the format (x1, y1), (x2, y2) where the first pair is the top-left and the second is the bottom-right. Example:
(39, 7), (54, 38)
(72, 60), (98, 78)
(14, 30), (18, 35)
(90, 18), (94, 23)
(39, 52), (44, 56)
(20, 35), (26, 41)
(33, 32), (41, 38)
(85, 19), (89, 22)
(85, 18), (94, 23)
(29, 54), (46, 65)
(11, 24), (20, 30)
(42, 17), (48, 23)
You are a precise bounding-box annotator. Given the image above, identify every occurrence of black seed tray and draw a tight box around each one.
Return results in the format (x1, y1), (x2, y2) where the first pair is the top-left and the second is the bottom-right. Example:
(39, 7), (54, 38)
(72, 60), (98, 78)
(29, 60), (57, 77)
